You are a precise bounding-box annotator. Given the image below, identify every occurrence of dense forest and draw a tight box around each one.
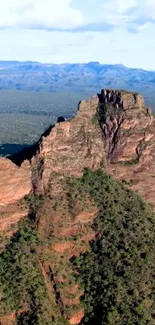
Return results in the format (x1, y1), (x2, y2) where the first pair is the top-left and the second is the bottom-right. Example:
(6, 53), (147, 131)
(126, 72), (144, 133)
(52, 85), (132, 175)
(71, 169), (155, 325)
(1, 169), (155, 324)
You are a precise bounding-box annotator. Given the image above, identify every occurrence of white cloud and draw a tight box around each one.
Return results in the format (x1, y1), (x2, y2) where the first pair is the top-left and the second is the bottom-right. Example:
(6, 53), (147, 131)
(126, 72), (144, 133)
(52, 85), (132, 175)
(0, 0), (155, 32)
(0, 0), (84, 29)
(0, 0), (154, 70)
(0, 22), (155, 70)
(100, 0), (155, 29)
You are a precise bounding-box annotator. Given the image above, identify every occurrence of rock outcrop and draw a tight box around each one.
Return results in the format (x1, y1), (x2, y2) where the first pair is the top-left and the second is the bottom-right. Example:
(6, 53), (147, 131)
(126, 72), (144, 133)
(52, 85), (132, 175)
(1, 88), (155, 324)
(0, 159), (31, 206)
(1, 89), (155, 227)
(31, 89), (155, 209)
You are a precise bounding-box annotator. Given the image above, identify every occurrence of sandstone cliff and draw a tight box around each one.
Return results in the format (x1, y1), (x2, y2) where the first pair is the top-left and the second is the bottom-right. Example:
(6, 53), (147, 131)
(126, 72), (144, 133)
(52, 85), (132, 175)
(1, 89), (155, 324)
(1, 88), (155, 235)
(1, 89), (154, 207)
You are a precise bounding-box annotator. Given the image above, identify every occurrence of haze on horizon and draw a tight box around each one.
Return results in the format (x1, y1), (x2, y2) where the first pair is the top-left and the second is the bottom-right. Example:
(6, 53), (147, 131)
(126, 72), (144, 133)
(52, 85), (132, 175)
(0, 0), (154, 70)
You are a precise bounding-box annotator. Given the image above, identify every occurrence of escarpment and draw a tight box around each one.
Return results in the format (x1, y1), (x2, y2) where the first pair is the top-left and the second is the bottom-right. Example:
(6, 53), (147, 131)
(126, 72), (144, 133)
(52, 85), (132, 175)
(0, 88), (155, 233)
(1, 88), (155, 324)
(19, 89), (155, 205)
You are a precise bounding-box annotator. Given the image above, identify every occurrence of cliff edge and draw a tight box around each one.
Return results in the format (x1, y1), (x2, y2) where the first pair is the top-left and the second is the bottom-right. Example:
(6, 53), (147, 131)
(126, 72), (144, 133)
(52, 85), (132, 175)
(1, 89), (155, 325)
(1, 88), (154, 205)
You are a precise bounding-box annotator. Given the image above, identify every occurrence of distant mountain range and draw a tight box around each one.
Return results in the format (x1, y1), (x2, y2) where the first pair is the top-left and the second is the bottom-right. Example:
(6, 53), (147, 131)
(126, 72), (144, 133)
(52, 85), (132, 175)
(0, 60), (155, 108)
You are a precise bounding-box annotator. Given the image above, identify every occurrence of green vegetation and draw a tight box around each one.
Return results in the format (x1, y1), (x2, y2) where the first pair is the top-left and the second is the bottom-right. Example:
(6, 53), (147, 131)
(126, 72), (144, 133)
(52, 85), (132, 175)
(98, 102), (123, 124)
(20, 194), (44, 211)
(0, 90), (91, 156)
(0, 197), (68, 325)
(0, 217), (55, 325)
(1, 169), (155, 324)
(91, 113), (99, 125)
(68, 169), (155, 325)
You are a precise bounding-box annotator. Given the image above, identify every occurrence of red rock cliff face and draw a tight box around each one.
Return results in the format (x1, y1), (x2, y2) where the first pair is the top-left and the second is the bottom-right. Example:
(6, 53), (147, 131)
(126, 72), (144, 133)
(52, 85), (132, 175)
(1, 89), (155, 325)
(0, 159), (31, 206)
(0, 89), (155, 227)
(33, 95), (105, 190)
(31, 89), (155, 209)
(98, 90), (155, 207)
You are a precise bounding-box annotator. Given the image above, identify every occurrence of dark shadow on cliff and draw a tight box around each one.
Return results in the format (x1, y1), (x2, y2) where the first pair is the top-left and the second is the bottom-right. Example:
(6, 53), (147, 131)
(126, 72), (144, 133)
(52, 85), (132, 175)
(7, 124), (54, 167)
(0, 144), (31, 157)
(7, 116), (66, 167)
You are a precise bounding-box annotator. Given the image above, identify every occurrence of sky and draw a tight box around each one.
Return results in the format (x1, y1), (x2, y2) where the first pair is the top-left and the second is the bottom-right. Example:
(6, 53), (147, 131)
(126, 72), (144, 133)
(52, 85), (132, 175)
(0, 0), (155, 70)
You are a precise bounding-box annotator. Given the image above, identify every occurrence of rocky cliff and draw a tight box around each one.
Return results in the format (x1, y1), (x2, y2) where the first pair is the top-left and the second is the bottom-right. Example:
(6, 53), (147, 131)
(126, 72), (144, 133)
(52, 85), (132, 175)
(1, 89), (154, 208)
(1, 89), (155, 324)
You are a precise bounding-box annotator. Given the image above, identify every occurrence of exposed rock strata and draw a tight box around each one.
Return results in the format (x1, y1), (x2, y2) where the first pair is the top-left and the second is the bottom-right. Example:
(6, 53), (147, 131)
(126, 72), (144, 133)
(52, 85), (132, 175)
(1, 88), (155, 324)
(0, 159), (31, 206)
(0, 89), (155, 218)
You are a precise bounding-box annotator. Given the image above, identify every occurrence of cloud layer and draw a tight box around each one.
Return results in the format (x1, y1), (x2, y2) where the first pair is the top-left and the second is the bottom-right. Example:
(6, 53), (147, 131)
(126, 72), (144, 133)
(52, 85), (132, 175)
(0, 0), (84, 30)
(0, 0), (154, 69)
(0, 0), (155, 32)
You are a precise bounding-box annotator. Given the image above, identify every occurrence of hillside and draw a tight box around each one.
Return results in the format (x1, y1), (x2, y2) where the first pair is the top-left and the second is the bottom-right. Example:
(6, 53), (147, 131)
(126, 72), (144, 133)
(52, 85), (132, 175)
(0, 61), (155, 107)
(1, 89), (155, 324)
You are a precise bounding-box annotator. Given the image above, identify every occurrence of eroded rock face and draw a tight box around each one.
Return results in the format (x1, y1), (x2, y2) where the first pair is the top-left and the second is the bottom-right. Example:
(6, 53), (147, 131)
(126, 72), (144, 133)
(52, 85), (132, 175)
(0, 88), (155, 220)
(31, 89), (155, 209)
(97, 90), (155, 207)
(0, 158), (31, 206)
(38, 95), (105, 189)
(1, 88), (155, 324)
(0, 158), (31, 239)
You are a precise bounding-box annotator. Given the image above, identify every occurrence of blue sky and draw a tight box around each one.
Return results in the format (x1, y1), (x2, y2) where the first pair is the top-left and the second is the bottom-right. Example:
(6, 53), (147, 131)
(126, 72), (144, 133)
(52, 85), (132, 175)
(0, 0), (155, 70)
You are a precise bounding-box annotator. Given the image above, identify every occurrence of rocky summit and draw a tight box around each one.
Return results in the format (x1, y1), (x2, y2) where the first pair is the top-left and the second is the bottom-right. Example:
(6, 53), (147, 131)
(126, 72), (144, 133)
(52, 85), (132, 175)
(1, 89), (155, 325)
(0, 89), (154, 209)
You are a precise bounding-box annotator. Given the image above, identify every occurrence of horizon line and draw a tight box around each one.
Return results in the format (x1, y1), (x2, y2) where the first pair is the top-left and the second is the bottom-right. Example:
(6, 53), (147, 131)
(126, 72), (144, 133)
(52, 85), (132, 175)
(0, 60), (154, 72)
